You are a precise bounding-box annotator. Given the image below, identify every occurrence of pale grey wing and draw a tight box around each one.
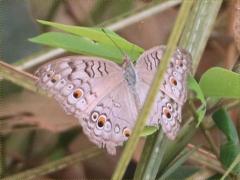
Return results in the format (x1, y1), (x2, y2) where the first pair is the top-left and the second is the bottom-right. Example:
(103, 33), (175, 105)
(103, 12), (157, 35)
(35, 56), (123, 119)
(135, 45), (192, 105)
(80, 82), (138, 155)
(135, 80), (181, 139)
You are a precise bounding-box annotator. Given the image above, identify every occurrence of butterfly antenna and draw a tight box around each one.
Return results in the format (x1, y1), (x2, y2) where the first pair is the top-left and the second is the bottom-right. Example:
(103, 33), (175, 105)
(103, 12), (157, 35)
(101, 28), (125, 57)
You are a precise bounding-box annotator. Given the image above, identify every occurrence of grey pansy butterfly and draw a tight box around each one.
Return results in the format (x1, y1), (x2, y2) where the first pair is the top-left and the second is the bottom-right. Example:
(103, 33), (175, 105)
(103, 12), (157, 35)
(35, 45), (192, 155)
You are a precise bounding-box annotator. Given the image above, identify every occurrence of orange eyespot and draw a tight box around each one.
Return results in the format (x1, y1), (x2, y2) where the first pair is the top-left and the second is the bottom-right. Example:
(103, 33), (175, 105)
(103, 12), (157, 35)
(123, 128), (131, 137)
(73, 89), (83, 99)
(170, 77), (177, 86)
(163, 107), (172, 119)
(91, 111), (99, 122)
(97, 115), (106, 128)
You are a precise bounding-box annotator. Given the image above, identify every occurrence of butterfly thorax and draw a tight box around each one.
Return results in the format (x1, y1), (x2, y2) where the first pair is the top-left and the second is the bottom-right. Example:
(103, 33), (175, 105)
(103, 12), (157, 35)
(122, 56), (137, 88)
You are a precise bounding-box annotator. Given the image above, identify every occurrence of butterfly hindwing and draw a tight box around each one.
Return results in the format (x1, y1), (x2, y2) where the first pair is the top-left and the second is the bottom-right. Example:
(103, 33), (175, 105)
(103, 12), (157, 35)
(80, 82), (138, 154)
(135, 80), (182, 139)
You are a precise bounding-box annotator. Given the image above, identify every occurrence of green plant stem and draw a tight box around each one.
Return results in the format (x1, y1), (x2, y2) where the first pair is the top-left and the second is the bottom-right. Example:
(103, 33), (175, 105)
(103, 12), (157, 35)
(133, 133), (158, 180)
(112, 1), (193, 179)
(3, 147), (100, 180)
(159, 146), (197, 180)
(188, 101), (219, 156)
(200, 125), (219, 156)
(220, 154), (240, 180)
(136, 131), (166, 180)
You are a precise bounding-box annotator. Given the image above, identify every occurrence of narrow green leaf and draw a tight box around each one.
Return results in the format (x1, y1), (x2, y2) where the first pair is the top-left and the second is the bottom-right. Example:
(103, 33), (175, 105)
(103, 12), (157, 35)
(220, 142), (240, 175)
(133, 133), (158, 180)
(187, 75), (206, 126)
(137, 131), (167, 180)
(199, 67), (240, 98)
(30, 32), (126, 63)
(158, 147), (197, 180)
(140, 126), (158, 137)
(37, 20), (143, 60)
(165, 165), (199, 180)
(212, 108), (239, 145)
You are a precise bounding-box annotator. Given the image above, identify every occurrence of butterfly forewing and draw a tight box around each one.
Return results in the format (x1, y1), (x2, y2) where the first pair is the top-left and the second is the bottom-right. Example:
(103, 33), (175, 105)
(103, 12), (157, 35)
(35, 56), (124, 118)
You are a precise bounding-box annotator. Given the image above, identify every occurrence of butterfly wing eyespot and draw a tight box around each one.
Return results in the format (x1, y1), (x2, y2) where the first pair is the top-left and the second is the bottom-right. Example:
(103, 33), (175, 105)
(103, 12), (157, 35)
(123, 127), (131, 137)
(170, 77), (178, 86)
(97, 114), (107, 128)
(91, 111), (99, 122)
(163, 107), (172, 119)
(73, 89), (84, 99)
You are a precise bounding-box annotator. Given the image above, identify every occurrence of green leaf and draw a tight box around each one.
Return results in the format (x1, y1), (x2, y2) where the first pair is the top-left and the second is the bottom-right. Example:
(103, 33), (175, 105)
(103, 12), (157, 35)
(199, 67), (240, 98)
(187, 75), (206, 126)
(36, 20), (143, 61)
(158, 147), (197, 179)
(220, 142), (240, 175)
(30, 32), (128, 64)
(212, 108), (239, 145)
(163, 165), (199, 180)
(140, 126), (158, 137)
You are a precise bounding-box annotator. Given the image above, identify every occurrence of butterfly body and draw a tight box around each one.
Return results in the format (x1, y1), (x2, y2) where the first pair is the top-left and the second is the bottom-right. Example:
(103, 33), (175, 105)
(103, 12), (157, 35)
(35, 46), (191, 154)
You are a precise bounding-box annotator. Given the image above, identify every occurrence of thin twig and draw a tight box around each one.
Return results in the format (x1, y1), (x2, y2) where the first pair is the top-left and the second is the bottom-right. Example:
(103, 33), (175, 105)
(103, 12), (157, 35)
(187, 144), (225, 174)
(0, 61), (44, 95)
(3, 147), (100, 180)
(188, 101), (219, 156)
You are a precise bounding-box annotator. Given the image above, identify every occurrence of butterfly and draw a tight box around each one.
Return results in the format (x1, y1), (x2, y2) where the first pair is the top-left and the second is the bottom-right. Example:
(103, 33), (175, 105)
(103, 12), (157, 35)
(35, 45), (191, 155)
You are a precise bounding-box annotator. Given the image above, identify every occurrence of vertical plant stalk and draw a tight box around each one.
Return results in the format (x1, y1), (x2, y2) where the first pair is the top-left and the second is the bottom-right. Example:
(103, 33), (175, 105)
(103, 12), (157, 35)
(137, 131), (167, 180)
(112, 1), (194, 179)
(180, 0), (223, 73)
(157, 0), (223, 174)
(133, 133), (158, 179)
